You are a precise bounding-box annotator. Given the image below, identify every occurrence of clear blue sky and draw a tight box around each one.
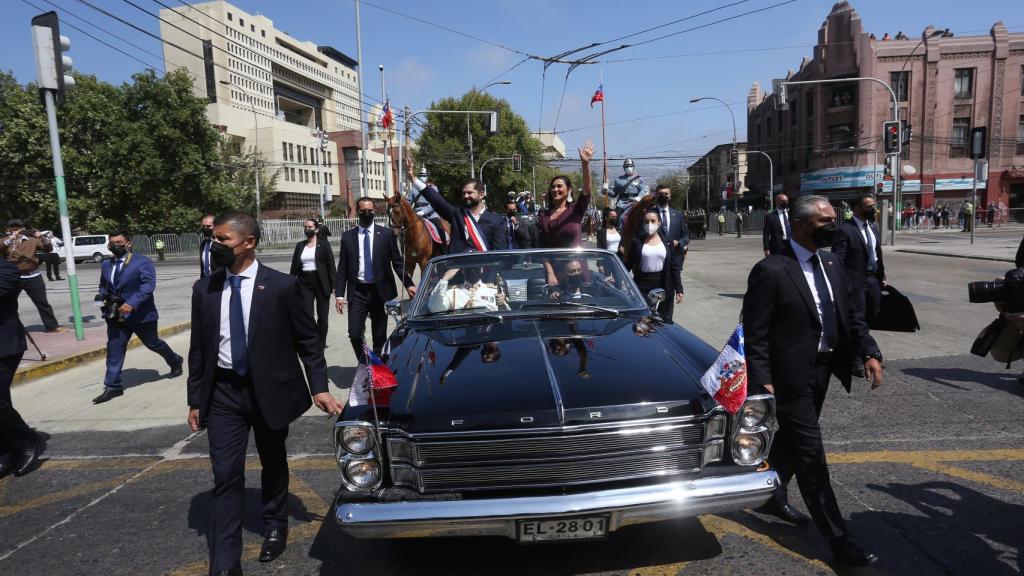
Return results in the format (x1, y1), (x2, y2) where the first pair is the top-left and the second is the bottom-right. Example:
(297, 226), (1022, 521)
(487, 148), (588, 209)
(3, 0), (1021, 176)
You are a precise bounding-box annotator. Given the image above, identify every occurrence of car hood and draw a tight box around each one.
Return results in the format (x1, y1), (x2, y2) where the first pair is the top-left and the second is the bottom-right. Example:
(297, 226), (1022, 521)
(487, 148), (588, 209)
(384, 316), (719, 434)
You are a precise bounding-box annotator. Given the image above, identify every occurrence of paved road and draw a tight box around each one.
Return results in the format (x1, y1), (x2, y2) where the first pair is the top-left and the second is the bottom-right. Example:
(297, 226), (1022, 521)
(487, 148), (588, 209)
(3, 235), (1023, 575)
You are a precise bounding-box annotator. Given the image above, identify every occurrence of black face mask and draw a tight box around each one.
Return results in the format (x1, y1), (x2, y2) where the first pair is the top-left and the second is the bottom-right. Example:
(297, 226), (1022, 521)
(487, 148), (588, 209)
(564, 273), (584, 289)
(810, 222), (838, 248)
(778, 202), (789, 210)
(202, 228), (213, 238)
(507, 210), (517, 217)
(862, 207), (877, 223)
(109, 244), (128, 257)
(358, 211), (374, 227)
(304, 228), (316, 239)
(210, 241), (240, 269)
(656, 195), (670, 206)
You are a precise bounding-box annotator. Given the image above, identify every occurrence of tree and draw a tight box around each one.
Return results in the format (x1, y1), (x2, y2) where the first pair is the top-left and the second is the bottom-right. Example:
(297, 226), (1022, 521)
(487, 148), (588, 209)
(411, 92), (544, 210)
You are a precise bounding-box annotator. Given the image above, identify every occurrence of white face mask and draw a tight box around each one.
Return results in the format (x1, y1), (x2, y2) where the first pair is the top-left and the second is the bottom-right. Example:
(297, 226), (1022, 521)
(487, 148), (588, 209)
(645, 223), (660, 236)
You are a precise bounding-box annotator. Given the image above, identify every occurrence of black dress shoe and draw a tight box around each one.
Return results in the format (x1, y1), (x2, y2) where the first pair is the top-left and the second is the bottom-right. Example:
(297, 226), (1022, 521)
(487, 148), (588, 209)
(92, 389), (124, 404)
(756, 498), (811, 526)
(0, 454), (15, 477)
(211, 569), (242, 576)
(167, 357), (184, 378)
(831, 537), (879, 567)
(258, 527), (288, 562)
(14, 438), (42, 477)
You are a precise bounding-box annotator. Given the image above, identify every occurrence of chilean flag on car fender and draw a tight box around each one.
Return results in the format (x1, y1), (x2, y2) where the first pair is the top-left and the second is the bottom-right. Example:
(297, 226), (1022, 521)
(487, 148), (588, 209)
(364, 345), (398, 407)
(699, 324), (748, 413)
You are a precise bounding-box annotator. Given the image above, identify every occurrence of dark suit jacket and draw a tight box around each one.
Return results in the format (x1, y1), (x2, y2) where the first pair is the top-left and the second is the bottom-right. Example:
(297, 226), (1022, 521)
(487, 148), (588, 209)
(742, 245), (880, 400)
(762, 210), (791, 255)
(658, 206), (690, 279)
(505, 216), (538, 249)
(420, 185), (508, 253)
(99, 253), (159, 325)
(832, 219), (886, 290)
(187, 263), (327, 430)
(335, 224), (412, 302)
(198, 238), (221, 278)
(626, 231), (683, 293)
(0, 259), (26, 359)
(290, 237), (337, 297)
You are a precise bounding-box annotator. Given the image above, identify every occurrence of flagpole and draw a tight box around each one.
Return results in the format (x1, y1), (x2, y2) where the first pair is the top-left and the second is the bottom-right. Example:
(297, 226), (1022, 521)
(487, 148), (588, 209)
(600, 98), (608, 209)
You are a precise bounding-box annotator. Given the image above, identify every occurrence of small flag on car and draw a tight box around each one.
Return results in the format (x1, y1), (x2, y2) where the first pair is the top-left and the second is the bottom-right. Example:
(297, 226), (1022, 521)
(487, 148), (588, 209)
(590, 84), (604, 108)
(699, 324), (748, 414)
(364, 345), (398, 407)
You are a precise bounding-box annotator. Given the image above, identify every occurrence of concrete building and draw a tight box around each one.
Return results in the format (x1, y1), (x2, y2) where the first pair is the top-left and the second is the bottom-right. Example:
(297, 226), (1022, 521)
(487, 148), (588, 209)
(687, 143), (750, 210)
(532, 131), (567, 160)
(746, 1), (1024, 213)
(158, 0), (364, 215)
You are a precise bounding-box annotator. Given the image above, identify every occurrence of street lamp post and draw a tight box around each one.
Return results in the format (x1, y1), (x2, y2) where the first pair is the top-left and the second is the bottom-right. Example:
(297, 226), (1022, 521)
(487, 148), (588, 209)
(746, 150), (774, 209)
(479, 156), (514, 195)
(690, 97), (738, 213)
(466, 80), (511, 179)
(218, 80), (262, 227)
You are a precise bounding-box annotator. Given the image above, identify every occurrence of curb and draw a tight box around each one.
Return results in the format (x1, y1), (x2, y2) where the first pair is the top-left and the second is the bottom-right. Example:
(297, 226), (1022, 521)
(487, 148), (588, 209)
(894, 248), (1014, 263)
(13, 320), (192, 386)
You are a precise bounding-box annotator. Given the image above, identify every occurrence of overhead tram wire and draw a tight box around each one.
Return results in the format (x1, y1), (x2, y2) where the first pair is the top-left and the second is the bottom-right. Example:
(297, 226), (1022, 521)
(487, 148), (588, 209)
(555, 101), (746, 135)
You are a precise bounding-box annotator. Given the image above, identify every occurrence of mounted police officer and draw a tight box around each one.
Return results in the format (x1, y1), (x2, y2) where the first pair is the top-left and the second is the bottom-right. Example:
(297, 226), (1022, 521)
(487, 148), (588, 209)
(604, 159), (649, 227)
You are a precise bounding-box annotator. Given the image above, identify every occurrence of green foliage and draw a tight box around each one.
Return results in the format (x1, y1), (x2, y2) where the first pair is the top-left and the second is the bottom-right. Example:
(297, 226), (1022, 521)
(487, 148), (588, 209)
(0, 68), (270, 234)
(411, 92), (545, 210)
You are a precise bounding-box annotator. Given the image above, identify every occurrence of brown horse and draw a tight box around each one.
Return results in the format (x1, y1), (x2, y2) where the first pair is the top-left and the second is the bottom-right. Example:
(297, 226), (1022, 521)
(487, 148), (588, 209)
(618, 194), (656, 269)
(385, 190), (450, 279)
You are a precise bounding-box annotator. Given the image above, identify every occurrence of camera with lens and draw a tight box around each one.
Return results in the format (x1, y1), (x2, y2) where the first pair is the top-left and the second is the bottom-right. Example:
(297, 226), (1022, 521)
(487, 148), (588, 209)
(968, 268), (1024, 313)
(95, 293), (126, 322)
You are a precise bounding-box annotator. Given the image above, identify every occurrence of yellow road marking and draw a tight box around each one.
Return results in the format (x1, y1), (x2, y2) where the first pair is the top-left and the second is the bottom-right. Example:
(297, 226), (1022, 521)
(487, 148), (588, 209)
(628, 562), (689, 576)
(698, 514), (834, 572)
(0, 472), (137, 519)
(43, 457), (159, 470)
(829, 448), (1024, 464)
(909, 461), (1024, 493)
(0, 476), (10, 505)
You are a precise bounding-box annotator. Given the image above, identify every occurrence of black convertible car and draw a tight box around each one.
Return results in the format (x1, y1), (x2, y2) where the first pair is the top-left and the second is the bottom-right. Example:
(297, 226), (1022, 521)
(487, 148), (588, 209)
(333, 248), (779, 542)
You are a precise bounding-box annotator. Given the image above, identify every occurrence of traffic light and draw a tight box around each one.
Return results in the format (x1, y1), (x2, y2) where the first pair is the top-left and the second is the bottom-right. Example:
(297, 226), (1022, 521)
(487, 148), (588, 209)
(487, 110), (499, 135)
(31, 11), (74, 104)
(729, 148), (739, 166)
(970, 126), (987, 159)
(901, 121), (912, 147)
(772, 79), (788, 111)
(883, 121), (901, 154)
(512, 153), (522, 172)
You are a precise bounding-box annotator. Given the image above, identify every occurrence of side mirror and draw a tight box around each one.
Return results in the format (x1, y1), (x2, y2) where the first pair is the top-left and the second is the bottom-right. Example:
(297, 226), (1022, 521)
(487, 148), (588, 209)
(385, 299), (405, 323)
(646, 288), (666, 313)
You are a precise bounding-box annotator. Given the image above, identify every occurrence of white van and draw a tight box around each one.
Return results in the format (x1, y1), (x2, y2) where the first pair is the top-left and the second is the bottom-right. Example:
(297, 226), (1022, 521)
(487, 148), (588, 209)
(51, 234), (112, 264)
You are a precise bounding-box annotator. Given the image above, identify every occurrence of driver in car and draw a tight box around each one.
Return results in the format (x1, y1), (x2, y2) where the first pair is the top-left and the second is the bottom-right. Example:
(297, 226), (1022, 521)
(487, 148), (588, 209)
(427, 266), (511, 313)
(550, 260), (621, 301)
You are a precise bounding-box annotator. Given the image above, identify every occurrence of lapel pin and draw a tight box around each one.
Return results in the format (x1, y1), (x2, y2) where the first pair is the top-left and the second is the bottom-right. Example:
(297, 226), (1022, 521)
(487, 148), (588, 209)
(256, 284), (266, 291)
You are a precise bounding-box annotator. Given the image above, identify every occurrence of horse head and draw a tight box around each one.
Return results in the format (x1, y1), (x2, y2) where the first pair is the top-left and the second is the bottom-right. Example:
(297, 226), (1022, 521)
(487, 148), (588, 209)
(385, 191), (409, 234)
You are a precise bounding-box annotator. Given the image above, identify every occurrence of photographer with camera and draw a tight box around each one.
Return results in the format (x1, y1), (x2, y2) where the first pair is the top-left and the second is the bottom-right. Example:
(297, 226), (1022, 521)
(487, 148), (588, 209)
(1, 219), (65, 333)
(92, 231), (183, 404)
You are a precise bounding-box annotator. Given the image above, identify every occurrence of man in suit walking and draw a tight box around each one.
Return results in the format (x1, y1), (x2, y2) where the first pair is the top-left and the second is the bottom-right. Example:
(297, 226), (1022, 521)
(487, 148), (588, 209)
(411, 169), (508, 253)
(742, 195), (884, 567)
(187, 211), (343, 576)
(0, 259), (42, 477)
(504, 200), (538, 249)
(199, 213), (218, 278)
(763, 193), (791, 256)
(92, 231), (183, 404)
(653, 185), (689, 320)
(335, 198), (416, 367)
(832, 193), (885, 327)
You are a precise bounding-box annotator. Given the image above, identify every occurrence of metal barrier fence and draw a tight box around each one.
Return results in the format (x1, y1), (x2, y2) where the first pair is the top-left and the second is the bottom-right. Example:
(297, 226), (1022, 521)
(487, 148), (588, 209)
(708, 210), (767, 235)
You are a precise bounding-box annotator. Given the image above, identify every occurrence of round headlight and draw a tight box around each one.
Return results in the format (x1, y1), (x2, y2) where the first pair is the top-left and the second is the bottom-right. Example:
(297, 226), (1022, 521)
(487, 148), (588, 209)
(733, 433), (765, 465)
(341, 426), (374, 455)
(345, 459), (381, 488)
(739, 402), (768, 429)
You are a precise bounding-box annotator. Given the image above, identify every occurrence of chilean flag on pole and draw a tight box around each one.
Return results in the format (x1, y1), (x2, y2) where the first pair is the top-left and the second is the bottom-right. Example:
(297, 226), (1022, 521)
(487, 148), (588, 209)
(364, 345), (398, 407)
(590, 84), (604, 108)
(699, 324), (748, 413)
(380, 100), (393, 130)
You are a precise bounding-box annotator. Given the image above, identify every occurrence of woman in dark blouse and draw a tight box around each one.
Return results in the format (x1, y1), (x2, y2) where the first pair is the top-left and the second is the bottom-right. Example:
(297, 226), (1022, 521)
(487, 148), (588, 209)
(539, 140), (594, 285)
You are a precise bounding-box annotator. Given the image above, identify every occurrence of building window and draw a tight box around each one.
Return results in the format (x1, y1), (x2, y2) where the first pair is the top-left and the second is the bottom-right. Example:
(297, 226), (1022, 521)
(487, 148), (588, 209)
(227, 12), (232, 21)
(313, 172), (319, 184)
(290, 167), (295, 181)
(826, 124), (855, 151)
(951, 117), (970, 157)
(250, 24), (255, 32)
(261, 30), (266, 38)
(766, 116), (772, 138)
(954, 69), (973, 99)
(326, 151), (331, 166)
(282, 142), (287, 162)
(789, 102), (797, 125)
(284, 167), (290, 182)
(890, 71), (909, 102)
(805, 91), (813, 118)
(239, 18), (244, 27)
(776, 112), (783, 134)
(829, 84), (856, 108)
(1017, 115), (1024, 155)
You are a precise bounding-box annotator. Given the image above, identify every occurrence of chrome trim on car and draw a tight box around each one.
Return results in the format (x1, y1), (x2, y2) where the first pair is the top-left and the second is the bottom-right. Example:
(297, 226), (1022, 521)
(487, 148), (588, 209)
(385, 411), (712, 440)
(536, 326), (566, 425)
(335, 470), (780, 539)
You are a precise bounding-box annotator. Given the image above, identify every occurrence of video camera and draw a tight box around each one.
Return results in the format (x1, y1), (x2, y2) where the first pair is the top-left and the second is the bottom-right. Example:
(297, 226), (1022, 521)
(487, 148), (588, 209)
(95, 293), (127, 323)
(968, 268), (1024, 313)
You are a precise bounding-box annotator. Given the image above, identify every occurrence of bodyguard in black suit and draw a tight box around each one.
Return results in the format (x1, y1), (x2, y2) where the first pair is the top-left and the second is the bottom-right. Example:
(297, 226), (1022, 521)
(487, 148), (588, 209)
(653, 184), (690, 275)
(832, 193), (886, 327)
(418, 178), (508, 253)
(187, 212), (343, 576)
(504, 200), (538, 249)
(335, 198), (415, 364)
(199, 214), (219, 278)
(742, 195), (883, 568)
(0, 259), (41, 477)
(762, 193), (791, 256)
(290, 219), (337, 348)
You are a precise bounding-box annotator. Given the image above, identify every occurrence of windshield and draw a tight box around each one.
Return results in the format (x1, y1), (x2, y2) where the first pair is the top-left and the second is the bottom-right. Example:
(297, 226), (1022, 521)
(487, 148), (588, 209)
(410, 249), (645, 319)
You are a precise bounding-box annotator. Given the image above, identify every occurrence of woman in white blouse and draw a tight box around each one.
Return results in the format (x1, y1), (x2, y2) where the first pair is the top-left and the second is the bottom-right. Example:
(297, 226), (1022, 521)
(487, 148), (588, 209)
(627, 209), (683, 321)
(597, 208), (621, 257)
(289, 218), (337, 348)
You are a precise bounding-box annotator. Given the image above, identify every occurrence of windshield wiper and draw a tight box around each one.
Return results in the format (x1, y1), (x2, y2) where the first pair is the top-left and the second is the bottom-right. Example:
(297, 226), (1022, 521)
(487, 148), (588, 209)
(519, 301), (620, 316)
(416, 307), (503, 322)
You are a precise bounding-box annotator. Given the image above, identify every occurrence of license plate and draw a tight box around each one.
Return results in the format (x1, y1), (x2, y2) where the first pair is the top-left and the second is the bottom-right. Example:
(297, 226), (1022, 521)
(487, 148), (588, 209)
(516, 515), (609, 542)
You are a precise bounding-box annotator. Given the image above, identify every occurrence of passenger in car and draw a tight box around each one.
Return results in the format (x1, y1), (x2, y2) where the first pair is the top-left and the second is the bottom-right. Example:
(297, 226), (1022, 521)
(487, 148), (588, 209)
(549, 259), (621, 301)
(426, 266), (510, 313)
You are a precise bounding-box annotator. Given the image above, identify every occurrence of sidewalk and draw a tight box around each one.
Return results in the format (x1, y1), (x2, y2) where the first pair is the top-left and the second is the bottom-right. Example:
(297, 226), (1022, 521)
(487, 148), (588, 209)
(891, 227), (1021, 262)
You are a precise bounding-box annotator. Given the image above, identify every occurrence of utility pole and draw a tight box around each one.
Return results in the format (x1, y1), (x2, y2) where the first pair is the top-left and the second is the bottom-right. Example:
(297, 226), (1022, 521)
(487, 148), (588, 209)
(353, 0), (368, 197)
(379, 65), (391, 199)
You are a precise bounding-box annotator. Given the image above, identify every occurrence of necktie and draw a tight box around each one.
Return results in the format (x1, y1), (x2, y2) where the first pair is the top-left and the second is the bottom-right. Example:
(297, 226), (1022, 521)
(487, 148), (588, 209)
(810, 254), (838, 350)
(203, 242), (211, 275)
(863, 222), (877, 271)
(113, 259), (124, 286)
(228, 275), (248, 377)
(662, 209), (669, 235)
(362, 228), (374, 282)
(508, 219), (516, 249)
(781, 211), (791, 240)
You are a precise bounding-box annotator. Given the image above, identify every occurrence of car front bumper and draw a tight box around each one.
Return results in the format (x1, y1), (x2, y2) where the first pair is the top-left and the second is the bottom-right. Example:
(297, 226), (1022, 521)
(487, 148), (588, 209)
(334, 469), (779, 539)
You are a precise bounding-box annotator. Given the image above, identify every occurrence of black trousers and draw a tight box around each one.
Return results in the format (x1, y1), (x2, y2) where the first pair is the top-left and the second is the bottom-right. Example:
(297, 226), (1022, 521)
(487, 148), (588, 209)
(297, 272), (330, 348)
(18, 275), (59, 330)
(0, 352), (37, 456)
(635, 271), (676, 324)
(347, 283), (386, 364)
(206, 372), (289, 574)
(43, 255), (62, 280)
(854, 275), (882, 327)
(769, 360), (847, 542)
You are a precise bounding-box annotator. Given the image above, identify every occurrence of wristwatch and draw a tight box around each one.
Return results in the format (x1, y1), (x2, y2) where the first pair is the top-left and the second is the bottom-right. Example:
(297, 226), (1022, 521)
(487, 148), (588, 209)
(862, 352), (884, 363)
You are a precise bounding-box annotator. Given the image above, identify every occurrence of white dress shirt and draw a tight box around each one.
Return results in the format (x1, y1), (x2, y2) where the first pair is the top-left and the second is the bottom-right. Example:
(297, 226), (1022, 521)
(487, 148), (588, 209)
(427, 279), (501, 312)
(789, 239), (835, 353)
(300, 244), (317, 271)
(851, 215), (877, 271)
(640, 241), (667, 273)
(605, 229), (621, 254)
(109, 256), (127, 285)
(218, 259), (259, 369)
(356, 224), (375, 283)
(777, 209), (789, 240)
